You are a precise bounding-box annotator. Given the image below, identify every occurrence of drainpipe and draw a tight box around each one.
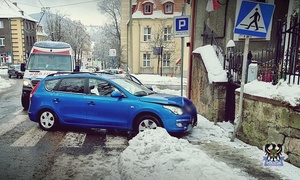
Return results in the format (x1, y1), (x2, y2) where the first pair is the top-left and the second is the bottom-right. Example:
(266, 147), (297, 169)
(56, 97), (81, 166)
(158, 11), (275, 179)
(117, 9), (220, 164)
(127, 21), (129, 72)
(129, 0), (133, 73)
(138, 20), (141, 73)
(187, 0), (196, 99)
(9, 18), (13, 64)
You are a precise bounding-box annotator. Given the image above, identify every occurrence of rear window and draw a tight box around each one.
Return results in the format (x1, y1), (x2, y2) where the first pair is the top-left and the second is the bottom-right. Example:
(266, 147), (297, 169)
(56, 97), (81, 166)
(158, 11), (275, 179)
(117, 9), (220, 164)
(56, 78), (85, 93)
(45, 79), (60, 91)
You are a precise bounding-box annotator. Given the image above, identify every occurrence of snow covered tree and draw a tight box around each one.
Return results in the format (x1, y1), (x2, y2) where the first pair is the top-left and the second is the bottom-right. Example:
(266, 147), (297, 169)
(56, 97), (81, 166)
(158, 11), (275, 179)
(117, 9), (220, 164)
(97, 0), (123, 68)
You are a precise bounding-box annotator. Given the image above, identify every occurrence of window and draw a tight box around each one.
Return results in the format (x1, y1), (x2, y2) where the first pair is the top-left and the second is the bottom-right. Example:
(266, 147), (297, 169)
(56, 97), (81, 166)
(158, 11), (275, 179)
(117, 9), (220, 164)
(143, 53), (151, 67)
(163, 53), (171, 67)
(144, 3), (153, 14)
(164, 27), (172, 41)
(56, 78), (85, 94)
(45, 79), (60, 91)
(0, 21), (4, 28)
(0, 38), (4, 46)
(165, 4), (173, 14)
(26, 36), (29, 46)
(89, 78), (117, 96)
(144, 27), (151, 42)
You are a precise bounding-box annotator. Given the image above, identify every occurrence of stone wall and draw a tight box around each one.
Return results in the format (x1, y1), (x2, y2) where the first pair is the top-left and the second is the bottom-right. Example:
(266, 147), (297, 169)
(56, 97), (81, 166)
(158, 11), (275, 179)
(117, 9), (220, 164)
(235, 92), (300, 167)
(190, 54), (227, 123)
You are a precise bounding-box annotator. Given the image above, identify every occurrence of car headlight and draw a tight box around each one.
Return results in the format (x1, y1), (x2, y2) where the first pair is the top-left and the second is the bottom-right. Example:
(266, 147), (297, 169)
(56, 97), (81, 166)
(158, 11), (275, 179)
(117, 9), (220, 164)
(163, 105), (183, 115)
(23, 79), (32, 87)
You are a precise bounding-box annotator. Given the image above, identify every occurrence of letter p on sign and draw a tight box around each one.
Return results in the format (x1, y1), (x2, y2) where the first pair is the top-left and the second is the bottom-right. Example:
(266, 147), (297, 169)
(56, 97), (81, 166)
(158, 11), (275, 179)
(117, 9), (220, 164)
(179, 20), (186, 30)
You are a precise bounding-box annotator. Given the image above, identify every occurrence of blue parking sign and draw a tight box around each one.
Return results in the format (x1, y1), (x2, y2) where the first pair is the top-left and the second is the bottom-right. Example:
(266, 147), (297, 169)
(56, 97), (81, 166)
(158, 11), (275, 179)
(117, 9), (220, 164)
(174, 16), (190, 37)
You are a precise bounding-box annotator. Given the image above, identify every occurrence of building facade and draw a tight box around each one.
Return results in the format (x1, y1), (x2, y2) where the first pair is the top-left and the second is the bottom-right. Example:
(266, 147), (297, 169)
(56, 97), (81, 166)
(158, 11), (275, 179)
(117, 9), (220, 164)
(0, 0), (37, 65)
(121, 0), (190, 77)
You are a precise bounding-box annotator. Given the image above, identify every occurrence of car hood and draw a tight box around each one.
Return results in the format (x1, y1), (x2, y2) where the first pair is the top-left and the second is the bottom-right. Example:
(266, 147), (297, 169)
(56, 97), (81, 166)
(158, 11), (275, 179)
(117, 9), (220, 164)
(139, 93), (193, 107)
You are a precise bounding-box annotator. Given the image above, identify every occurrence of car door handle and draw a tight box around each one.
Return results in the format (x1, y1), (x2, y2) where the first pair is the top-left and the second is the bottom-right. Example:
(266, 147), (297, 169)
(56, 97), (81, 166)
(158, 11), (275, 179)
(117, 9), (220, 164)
(53, 98), (60, 103)
(87, 101), (95, 106)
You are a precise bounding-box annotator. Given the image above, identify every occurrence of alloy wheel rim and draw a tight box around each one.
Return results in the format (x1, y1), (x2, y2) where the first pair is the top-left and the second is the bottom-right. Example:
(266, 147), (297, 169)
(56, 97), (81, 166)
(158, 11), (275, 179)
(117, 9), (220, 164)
(139, 119), (157, 131)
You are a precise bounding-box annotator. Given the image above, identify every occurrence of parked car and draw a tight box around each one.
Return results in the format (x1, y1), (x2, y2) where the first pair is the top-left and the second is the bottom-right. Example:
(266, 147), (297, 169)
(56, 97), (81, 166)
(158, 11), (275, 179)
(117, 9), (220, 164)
(28, 73), (197, 133)
(86, 66), (96, 72)
(115, 73), (153, 91)
(106, 68), (125, 74)
(7, 64), (24, 78)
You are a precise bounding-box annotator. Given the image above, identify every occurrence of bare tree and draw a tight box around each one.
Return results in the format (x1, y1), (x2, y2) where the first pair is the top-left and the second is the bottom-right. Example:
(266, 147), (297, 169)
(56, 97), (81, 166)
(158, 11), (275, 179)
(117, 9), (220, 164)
(63, 20), (91, 66)
(97, 0), (122, 68)
(46, 11), (65, 41)
(44, 11), (91, 66)
(147, 19), (177, 75)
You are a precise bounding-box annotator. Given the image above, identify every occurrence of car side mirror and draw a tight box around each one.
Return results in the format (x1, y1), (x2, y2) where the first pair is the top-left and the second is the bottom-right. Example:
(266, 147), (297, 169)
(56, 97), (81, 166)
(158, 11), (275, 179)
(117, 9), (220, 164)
(21, 63), (26, 71)
(111, 91), (123, 98)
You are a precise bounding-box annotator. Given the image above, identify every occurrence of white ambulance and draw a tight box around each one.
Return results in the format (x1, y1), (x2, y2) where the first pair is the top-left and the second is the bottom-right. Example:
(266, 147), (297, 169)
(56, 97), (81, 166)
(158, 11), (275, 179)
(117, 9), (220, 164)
(21, 41), (79, 109)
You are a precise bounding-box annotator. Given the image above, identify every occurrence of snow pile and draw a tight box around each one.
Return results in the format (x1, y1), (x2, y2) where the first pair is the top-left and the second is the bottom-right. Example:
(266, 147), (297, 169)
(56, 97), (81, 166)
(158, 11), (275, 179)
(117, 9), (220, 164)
(117, 127), (252, 180)
(0, 69), (12, 90)
(134, 74), (187, 85)
(0, 76), (11, 89)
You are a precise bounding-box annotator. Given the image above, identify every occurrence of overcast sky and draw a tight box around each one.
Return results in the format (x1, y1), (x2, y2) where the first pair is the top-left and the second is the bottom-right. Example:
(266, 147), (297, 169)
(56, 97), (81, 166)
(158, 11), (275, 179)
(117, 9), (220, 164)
(11, 0), (108, 26)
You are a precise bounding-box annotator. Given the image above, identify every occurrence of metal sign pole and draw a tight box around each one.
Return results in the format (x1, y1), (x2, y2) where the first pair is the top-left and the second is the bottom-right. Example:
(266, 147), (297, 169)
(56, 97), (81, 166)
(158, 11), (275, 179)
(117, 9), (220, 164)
(230, 36), (250, 141)
(180, 37), (184, 97)
(180, 3), (185, 97)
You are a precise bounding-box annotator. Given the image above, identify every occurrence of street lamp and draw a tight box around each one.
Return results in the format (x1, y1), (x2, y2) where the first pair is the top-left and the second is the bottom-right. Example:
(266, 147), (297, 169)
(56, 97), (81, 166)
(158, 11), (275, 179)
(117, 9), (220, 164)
(226, 40), (235, 71)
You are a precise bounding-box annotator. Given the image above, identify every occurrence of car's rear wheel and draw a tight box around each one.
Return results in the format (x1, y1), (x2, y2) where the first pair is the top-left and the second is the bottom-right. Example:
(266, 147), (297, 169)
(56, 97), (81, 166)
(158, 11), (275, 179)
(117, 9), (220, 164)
(134, 115), (162, 132)
(8, 74), (11, 78)
(38, 110), (59, 131)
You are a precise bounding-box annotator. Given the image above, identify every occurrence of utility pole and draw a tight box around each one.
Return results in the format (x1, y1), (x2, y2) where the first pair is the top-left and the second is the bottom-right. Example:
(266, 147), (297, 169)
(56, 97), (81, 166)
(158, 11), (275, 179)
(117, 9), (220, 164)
(230, 36), (250, 141)
(129, 0), (133, 73)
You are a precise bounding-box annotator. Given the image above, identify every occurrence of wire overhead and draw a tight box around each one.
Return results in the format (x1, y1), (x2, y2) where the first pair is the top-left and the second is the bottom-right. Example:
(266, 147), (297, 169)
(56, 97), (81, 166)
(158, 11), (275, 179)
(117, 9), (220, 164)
(50, 0), (99, 8)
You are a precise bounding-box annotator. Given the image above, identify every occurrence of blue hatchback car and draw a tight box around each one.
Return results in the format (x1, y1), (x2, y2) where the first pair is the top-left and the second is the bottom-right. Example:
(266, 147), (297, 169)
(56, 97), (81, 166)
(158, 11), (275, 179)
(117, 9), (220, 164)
(28, 73), (197, 133)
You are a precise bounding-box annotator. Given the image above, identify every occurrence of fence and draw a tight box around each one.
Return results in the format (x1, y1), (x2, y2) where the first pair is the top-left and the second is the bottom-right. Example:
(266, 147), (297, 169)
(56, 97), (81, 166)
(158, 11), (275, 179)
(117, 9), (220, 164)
(203, 12), (300, 85)
(275, 13), (300, 85)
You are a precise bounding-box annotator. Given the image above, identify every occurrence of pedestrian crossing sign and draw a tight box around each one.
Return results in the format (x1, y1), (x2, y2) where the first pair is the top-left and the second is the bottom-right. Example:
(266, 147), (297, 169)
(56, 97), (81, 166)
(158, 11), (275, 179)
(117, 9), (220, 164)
(234, 1), (275, 38)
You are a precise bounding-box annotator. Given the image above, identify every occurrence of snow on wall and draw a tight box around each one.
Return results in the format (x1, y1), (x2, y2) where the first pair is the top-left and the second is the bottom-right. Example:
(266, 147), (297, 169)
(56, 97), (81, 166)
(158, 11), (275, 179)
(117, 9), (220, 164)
(192, 45), (228, 83)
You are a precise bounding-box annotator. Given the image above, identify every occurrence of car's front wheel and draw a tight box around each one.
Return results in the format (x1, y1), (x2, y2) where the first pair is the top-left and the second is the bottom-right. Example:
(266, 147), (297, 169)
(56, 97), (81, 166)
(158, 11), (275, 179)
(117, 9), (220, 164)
(134, 115), (162, 132)
(38, 110), (59, 131)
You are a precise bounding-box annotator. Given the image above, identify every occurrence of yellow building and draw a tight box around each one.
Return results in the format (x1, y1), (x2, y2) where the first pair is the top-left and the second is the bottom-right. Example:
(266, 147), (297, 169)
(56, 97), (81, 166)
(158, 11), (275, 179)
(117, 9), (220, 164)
(0, 1), (37, 64)
(121, 0), (190, 77)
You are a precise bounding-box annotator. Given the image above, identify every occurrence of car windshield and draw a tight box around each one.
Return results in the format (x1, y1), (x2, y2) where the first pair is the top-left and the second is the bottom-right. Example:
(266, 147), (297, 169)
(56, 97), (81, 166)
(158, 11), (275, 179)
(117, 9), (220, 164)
(27, 54), (72, 71)
(111, 78), (154, 97)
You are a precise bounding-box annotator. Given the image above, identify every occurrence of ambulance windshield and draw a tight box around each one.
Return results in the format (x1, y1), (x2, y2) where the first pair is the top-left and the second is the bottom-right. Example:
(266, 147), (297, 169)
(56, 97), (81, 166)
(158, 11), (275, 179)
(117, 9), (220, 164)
(27, 54), (72, 71)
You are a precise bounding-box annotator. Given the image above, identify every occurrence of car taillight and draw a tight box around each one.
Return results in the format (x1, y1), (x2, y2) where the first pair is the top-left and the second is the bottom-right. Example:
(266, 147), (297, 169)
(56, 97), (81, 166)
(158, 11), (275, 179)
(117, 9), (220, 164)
(30, 81), (40, 101)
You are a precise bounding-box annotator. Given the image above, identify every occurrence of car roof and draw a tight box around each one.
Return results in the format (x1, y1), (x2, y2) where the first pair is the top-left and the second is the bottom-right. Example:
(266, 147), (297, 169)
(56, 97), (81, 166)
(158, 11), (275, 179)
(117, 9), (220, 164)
(44, 72), (121, 81)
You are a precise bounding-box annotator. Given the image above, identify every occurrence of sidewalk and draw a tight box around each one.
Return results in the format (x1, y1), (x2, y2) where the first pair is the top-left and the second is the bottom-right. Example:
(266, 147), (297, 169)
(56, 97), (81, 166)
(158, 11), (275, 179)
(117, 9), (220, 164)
(183, 116), (300, 180)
